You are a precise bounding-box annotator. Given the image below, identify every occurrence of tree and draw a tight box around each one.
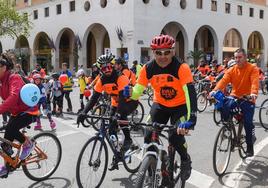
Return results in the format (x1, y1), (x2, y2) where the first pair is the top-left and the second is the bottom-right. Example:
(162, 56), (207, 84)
(0, 0), (32, 39)
(187, 49), (205, 67)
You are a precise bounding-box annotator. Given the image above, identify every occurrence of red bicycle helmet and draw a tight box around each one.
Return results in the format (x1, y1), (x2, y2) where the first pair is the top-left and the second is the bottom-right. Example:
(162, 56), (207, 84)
(150, 35), (175, 50)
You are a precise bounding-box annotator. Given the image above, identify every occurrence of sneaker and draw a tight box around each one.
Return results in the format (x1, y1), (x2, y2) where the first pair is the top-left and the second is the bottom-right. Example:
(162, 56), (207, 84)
(50, 121), (56, 130)
(0, 166), (8, 177)
(108, 156), (119, 171)
(20, 140), (35, 160)
(123, 139), (133, 151)
(180, 155), (192, 181)
(77, 109), (83, 114)
(67, 108), (73, 113)
(246, 144), (254, 157)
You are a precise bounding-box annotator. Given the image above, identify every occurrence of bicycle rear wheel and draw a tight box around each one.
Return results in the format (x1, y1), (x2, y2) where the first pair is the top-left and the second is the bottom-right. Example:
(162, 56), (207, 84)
(130, 101), (145, 124)
(213, 126), (232, 176)
(197, 92), (208, 112)
(22, 132), (62, 181)
(147, 93), (153, 108)
(135, 155), (157, 188)
(259, 99), (268, 130)
(76, 136), (108, 188)
(85, 104), (108, 130)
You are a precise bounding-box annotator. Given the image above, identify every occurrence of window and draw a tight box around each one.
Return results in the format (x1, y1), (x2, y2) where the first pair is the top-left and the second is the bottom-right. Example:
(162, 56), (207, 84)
(143, 0), (149, 4)
(70, 1), (75, 12)
(100, 0), (107, 8)
(44, 7), (49, 17)
(260, 10), (264, 19)
(180, 0), (186, 9)
(162, 0), (169, 7)
(211, 0), (217, 11)
(33, 10), (38, 20)
(237, 5), (242, 15)
(119, 0), (126, 4)
(249, 8), (254, 17)
(56, 4), (62, 15)
(84, 1), (90, 11)
(225, 3), (230, 14)
(197, 0), (202, 9)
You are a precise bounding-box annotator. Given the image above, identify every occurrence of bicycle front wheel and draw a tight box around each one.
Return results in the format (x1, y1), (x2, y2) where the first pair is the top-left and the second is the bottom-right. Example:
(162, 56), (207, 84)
(213, 126), (232, 176)
(22, 132), (62, 181)
(76, 136), (108, 188)
(147, 93), (153, 108)
(135, 155), (157, 188)
(259, 99), (268, 130)
(238, 123), (247, 159)
(197, 93), (208, 112)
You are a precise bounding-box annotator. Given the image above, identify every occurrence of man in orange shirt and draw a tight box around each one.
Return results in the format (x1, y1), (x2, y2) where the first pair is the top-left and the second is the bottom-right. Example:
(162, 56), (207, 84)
(210, 48), (259, 157)
(77, 54), (138, 171)
(129, 35), (197, 183)
(114, 57), (136, 86)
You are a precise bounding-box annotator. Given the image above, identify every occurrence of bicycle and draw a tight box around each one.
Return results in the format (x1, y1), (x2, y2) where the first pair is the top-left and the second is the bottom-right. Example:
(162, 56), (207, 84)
(76, 114), (143, 188)
(259, 98), (268, 130)
(0, 126), (62, 181)
(135, 122), (185, 188)
(84, 97), (145, 131)
(212, 94), (251, 176)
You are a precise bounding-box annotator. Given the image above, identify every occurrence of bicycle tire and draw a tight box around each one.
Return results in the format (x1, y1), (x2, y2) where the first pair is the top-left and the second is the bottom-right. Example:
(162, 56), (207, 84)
(147, 93), (153, 108)
(22, 132), (62, 181)
(135, 155), (157, 188)
(130, 101), (145, 124)
(212, 126), (232, 176)
(76, 136), (108, 188)
(259, 99), (268, 130)
(122, 141), (143, 173)
(197, 92), (208, 112)
(84, 104), (108, 130)
(213, 109), (221, 125)
(238, 123), (247, 159)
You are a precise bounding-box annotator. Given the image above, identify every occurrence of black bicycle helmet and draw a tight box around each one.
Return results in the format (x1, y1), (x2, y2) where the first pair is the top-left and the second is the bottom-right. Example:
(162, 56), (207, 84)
(51, 72), (60, 79)
(96, 54), (114, 67)
(114, 57), (126, 65)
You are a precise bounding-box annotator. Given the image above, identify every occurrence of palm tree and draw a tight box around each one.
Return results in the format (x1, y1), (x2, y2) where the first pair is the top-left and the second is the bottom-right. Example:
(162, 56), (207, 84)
(187, 49), (205, 67)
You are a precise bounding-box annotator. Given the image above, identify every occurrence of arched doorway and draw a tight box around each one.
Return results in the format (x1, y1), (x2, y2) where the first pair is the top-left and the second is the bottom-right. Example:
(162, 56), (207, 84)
(161, 22), (187, 61)
(223, 29), (242, 60)
(57, 28), (76, 71)
(83, 23), (110, 68)
(15, 35), (30, 73)
(33, 32), (52, 72)
(247, 31), (264, 66)
(194, 26), (217, 65)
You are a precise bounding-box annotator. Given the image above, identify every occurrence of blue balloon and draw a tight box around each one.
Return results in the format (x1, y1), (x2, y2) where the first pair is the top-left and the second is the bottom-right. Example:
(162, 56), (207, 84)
(20, 84), (41, 107)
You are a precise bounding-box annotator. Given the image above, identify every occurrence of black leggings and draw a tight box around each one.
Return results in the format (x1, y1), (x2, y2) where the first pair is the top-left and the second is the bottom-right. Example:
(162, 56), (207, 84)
(4, 113), (37, 143)
(63, 91), (72, 110)
(145, 102), (189, 161)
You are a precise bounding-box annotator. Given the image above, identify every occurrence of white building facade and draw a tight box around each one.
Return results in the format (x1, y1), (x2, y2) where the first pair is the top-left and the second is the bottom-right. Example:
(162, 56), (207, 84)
(0, 0), (267, 72)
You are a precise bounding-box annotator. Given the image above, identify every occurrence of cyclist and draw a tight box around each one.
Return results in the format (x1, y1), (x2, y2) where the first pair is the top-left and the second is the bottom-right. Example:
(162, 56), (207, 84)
(129, 34), (197, 183)
(114, 57), (136, 86)
(77, 53), (138, 171)
(0, 53), (39, 177)
(210, 48), (259, 157)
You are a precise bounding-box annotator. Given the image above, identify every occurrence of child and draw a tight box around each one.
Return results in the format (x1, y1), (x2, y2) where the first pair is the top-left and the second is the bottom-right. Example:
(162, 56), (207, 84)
(77, 69), (89, 113)
(32, 74), (56, 130)
(51, 72), (63, 117)
(43, 75), (52, 112)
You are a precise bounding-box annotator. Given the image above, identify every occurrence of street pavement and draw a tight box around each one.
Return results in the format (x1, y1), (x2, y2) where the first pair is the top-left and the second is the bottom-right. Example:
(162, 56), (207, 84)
(0, 83), (268, 188)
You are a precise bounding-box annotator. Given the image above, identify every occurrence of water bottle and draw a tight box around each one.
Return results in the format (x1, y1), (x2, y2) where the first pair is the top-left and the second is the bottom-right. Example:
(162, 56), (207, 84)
(118, 131), (125, 152)
(109, 134), (118, 150)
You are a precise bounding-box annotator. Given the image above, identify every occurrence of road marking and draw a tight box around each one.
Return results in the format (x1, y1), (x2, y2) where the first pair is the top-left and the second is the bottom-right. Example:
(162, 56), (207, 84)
(223, 136), (268, 188)
(53, 116), (95, 137)
(55, 130), (80, 138)
(188, 169), (215, 188)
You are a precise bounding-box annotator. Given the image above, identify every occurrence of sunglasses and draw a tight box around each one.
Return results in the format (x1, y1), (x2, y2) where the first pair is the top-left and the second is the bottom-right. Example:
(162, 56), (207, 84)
(101, 64), (113, 73)
(235, 56), (243, 59)
(155, 50), (172, 56)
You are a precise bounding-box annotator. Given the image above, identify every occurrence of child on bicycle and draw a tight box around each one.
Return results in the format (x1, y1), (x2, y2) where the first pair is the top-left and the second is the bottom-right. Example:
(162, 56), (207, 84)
(32, 74), (56, 130)
(0, 52), (39, 177)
